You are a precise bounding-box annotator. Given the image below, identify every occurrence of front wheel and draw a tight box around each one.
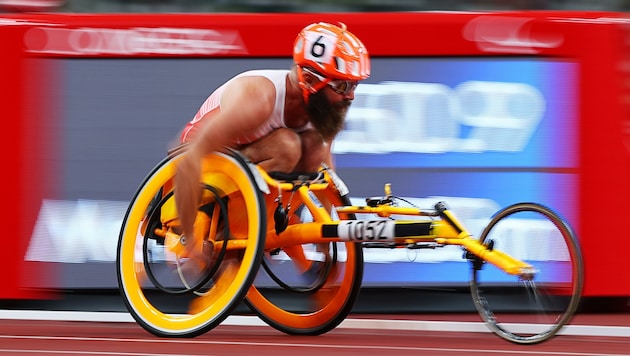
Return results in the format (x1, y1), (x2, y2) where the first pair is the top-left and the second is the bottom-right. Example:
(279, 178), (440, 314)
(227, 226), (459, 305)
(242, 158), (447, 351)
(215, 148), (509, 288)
(470, 202), (583, 344)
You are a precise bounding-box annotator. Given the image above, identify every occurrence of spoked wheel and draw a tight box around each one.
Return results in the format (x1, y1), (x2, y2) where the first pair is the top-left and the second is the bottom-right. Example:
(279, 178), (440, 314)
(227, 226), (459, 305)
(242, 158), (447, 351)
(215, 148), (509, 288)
(469, 202), (583, 344)
(116, 150), (266, 337)
(245, 183), (364, 335)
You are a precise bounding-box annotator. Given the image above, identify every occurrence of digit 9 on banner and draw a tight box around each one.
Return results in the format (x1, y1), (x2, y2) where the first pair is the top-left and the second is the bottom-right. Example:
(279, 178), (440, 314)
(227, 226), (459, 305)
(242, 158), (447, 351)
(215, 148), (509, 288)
(304, 32), (336, 64)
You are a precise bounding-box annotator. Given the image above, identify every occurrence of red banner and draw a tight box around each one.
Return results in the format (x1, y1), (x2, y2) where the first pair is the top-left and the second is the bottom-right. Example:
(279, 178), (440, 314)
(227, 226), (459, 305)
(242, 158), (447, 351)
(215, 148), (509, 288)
(2, 11), (630, 297)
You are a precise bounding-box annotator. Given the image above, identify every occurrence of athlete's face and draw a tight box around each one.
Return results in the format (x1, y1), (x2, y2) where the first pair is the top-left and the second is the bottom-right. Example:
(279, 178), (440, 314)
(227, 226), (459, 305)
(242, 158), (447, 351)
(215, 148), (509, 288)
(306, 85), (354, 141)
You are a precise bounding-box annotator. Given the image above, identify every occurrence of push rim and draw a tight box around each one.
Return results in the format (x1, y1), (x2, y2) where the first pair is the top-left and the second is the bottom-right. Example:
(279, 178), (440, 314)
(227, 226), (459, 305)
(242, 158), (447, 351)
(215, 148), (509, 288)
(116, 151), (266, 337)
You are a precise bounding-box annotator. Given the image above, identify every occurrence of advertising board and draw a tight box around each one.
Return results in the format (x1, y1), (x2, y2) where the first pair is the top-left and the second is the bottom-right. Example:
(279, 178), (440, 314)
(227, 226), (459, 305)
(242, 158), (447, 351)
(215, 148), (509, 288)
(2, 11), (629, 296)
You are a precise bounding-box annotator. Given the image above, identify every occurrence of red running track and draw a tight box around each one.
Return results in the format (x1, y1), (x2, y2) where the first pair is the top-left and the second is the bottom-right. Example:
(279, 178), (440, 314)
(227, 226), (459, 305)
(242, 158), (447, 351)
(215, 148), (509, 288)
(0, 311), (629, 355)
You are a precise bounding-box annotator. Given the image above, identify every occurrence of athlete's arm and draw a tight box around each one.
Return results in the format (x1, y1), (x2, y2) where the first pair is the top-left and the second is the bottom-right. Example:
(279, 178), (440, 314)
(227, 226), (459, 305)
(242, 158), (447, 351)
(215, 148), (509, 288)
(174, 75), (276, 246)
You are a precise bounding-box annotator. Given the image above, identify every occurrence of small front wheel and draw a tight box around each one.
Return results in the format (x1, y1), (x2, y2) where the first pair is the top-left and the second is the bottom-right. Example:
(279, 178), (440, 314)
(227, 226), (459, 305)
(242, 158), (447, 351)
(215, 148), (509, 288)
(470, 202), (583, 344)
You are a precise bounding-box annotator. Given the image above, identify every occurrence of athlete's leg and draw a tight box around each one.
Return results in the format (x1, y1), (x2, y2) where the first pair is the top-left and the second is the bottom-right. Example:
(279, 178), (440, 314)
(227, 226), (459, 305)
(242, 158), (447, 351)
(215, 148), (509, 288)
(239, 128), (302, 173)
(294, 128), (328, 173)
(239, 127), (328, 174)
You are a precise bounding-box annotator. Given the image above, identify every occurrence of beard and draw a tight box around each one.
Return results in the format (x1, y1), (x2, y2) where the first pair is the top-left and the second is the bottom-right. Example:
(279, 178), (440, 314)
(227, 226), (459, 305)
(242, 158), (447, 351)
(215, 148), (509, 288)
(306, 90), (351, 141)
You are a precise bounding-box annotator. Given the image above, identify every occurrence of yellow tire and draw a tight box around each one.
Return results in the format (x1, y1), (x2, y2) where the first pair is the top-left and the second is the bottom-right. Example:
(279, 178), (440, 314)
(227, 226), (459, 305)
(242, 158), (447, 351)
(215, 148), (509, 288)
(117, 150), (266, 337)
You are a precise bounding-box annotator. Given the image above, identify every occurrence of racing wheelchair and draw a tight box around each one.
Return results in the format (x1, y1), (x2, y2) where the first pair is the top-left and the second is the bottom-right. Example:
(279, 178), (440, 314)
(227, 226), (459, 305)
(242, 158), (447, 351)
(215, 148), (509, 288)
(116, 148), (583, 344)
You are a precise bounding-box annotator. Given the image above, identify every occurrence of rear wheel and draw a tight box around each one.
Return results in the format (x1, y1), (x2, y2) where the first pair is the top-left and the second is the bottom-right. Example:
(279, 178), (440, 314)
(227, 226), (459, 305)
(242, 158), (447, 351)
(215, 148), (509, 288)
(470, 202), (583, 344)
(117, 150), (266, 337)
(245, 182), (364, 335)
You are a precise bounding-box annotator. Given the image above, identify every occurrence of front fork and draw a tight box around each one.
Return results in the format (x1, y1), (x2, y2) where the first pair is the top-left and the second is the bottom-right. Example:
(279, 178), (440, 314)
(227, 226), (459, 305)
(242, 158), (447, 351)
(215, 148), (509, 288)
(433, 203), (536, 280)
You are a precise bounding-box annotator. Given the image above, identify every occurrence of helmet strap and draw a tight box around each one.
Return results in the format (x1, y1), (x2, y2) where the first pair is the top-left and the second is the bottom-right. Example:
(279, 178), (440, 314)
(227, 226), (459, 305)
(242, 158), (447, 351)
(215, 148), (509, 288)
(297, 66), (329, 104)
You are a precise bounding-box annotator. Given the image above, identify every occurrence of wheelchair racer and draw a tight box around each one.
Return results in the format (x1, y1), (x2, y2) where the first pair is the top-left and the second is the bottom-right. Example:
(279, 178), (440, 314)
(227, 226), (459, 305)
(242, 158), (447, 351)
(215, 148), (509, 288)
(173, 22), (371, 267)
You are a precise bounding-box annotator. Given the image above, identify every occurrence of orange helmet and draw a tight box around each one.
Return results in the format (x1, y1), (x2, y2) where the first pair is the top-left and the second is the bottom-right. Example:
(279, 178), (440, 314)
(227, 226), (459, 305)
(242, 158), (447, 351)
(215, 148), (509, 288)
(293, 22), (370, 81)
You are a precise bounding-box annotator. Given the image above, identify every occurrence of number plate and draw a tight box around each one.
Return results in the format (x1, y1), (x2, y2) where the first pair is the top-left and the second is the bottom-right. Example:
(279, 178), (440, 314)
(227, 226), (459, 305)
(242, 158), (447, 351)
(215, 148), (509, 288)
(337, 220), (396, 242)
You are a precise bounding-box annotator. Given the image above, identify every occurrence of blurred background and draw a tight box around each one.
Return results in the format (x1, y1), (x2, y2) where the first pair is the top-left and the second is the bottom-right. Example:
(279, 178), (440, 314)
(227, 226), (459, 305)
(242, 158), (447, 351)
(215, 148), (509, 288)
(2, 0), (630, 314)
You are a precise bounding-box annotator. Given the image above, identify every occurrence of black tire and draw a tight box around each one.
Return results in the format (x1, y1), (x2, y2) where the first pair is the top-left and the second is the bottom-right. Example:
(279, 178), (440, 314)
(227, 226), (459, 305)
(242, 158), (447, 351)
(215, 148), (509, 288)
(470, 202), (583, 344)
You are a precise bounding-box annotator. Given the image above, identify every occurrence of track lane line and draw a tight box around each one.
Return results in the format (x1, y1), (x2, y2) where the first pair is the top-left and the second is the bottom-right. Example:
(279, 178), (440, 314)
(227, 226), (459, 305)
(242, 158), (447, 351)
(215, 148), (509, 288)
(1, 310), (629, 337)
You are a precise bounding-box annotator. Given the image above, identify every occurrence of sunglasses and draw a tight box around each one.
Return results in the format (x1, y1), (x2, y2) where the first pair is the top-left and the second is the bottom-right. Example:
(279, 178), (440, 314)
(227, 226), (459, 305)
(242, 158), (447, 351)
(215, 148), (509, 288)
(302, 67), (359, 95)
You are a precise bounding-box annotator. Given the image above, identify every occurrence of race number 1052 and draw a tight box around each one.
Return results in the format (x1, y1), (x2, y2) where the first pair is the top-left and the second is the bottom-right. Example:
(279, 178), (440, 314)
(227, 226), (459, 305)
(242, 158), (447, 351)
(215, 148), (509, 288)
(337, 220), (396, 242)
